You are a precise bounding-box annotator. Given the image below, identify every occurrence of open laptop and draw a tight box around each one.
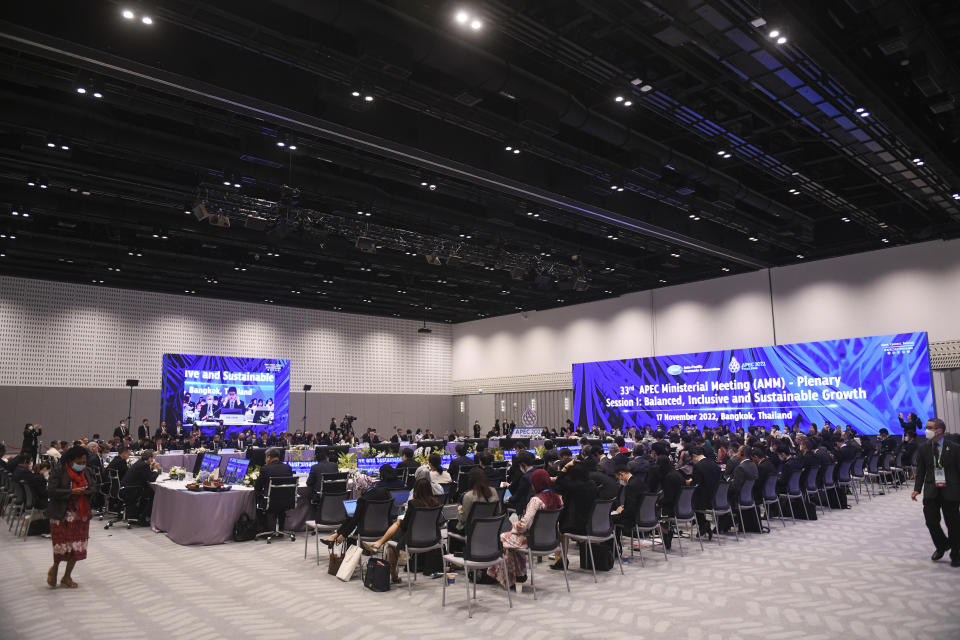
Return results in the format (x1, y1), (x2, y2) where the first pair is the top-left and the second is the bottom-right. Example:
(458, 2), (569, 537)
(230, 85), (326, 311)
(343, 499), (358, 516)
(390, 489), (410, 505)
(222, 458), (251, 485)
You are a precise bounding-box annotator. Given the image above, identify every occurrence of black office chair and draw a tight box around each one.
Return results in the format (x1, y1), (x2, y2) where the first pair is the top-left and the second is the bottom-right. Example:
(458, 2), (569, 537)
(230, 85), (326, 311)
(256, 476), (299, 543)
(517, 508), (568, 599)
(305, 491), (348, 564)
(626, 492), (669, 564)
(802, 469), (825, 515)
(320, 472), (349, 495)
(349, 498), (394, 580)
(562, 498), (624, 583)
(760, 474), (783, 529)
(778, 469), (807, 522)
(851, 456), (872, 500)
(836, 459), (858, 505)
(7, 481), (25, 533)
(447, 499), (500, 551)
(105, 484), (143, 530)
(442, 515), (512, 618)
(387, 505), (443, 595)
(672, 485), (704, 555)
(697, 481), (739, 544)
(821, 463), (841, 509)
(734, 479), (759, 535)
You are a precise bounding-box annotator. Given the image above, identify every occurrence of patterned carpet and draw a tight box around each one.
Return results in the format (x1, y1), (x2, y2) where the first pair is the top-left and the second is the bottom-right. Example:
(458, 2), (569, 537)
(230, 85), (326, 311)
(1, 489), (958, 640)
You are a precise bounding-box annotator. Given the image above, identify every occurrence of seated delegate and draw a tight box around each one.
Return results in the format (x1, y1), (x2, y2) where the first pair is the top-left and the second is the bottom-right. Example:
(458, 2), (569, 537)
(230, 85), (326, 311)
(362, 477), (442, 583)
(254, 447), (294, 531)
(122, 450), (161, 524)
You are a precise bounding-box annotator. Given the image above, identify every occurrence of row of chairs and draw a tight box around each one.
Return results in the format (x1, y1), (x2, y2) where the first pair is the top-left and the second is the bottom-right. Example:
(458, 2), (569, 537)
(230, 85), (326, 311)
(0, 467), (40, 539)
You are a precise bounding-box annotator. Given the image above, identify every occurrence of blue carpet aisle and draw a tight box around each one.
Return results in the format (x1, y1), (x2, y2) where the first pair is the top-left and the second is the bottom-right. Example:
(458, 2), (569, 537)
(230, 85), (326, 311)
(1, 490), (958, 640)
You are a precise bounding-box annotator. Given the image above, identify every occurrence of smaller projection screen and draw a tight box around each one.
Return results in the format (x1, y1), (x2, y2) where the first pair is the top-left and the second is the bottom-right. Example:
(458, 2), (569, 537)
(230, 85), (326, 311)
(161, 354), (290, 436)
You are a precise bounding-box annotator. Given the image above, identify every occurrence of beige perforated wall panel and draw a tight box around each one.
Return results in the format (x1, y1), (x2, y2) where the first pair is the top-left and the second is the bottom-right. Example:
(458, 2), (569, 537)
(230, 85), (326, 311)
(0, 276), (451, 393)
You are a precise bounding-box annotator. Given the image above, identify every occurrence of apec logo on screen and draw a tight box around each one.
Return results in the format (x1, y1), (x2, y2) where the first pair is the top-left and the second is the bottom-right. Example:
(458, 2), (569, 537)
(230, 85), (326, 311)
(572, 332), (933, 435)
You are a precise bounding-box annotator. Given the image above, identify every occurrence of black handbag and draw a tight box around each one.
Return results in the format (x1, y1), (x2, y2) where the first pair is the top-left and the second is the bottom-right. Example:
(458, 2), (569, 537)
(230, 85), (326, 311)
(232, 513), (257, 542)
(363, 557), (391, 592)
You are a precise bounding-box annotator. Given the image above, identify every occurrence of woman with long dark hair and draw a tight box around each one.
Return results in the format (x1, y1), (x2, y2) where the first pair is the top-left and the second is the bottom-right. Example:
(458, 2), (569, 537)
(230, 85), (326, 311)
(45, 446), (99, 588)
(363, 477), (441, 583)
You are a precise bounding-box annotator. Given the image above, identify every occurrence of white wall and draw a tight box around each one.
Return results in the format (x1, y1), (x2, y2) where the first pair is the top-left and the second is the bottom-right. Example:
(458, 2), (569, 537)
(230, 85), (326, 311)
(0, 275), (451, 394)
(453, 239), (960, 381)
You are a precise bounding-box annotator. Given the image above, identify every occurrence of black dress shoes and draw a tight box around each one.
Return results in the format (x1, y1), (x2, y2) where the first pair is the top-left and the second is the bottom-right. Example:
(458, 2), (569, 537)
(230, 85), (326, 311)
(951, 558), (960, 568)
(931, 547), (946, 561)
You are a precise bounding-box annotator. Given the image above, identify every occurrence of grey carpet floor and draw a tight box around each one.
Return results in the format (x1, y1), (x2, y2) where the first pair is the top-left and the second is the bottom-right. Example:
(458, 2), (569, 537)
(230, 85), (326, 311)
(1, 488), (957, 640)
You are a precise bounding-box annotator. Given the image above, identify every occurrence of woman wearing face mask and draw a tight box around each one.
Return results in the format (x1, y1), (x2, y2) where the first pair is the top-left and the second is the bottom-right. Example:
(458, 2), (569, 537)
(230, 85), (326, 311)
(45, 446), (98, 588)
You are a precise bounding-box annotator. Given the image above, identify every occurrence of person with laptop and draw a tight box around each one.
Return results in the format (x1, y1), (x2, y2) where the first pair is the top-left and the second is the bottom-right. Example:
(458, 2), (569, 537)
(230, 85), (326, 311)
(320, 464), (403, 547)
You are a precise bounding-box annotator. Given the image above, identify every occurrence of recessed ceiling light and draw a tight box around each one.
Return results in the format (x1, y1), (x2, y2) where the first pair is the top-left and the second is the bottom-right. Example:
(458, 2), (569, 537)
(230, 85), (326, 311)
(776, 36), (787, 45)
(769, 30), (780, 38)
(122, 9), (135, 20)
(796, 254), (804, 259)
(841, 217), (850, 222)
(470, 19), (483, 30)
(881, 238), (889, 243)
(277, 141), (285, 147)
(47, 142), (55, 148)
(615, 96), (624, 103)
(141, 15), (153, 25)
(659, 279), (667, 284)
(670, 253), (680, 258)
(93, 92), (103, 98)
(455, 10), (469, 24)
(364, 95), (374, 102)
(748, 236), (758, 242)
(76, 87), (86, 94)
(640, 84), (653, 92)
(723, 153), (732, 159)
(352, 91), (360, 97)
(624, 100), (632, 106)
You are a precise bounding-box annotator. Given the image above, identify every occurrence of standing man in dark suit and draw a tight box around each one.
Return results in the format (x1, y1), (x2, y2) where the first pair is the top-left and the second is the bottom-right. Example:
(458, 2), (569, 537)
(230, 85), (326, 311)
(912, 418), (960, 567)
(137, 419), (151, 442)
(113, 419), (129, 441)
(255, 448), (294, 532)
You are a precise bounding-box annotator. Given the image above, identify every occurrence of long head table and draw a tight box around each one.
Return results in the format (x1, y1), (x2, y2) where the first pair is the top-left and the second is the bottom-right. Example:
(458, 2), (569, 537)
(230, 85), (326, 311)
(150, 475), (311, 545)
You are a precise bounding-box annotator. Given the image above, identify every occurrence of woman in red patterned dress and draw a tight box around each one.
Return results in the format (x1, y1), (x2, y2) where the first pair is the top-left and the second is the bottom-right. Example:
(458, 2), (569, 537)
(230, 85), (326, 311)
(45, 446), (98, 588)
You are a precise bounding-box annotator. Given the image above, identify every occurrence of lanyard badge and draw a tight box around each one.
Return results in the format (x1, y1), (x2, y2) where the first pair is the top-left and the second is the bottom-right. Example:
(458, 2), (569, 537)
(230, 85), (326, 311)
(934, 445), (946, 487)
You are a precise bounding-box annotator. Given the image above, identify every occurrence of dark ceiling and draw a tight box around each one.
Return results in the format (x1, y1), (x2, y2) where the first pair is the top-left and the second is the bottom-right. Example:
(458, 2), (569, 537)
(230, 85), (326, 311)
(0, 0), (958, 323)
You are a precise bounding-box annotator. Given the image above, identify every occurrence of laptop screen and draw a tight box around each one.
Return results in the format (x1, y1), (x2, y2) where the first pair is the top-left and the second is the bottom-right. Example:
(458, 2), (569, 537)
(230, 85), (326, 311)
(390, 490), (410, 505)
(344, 500), (358, 516)
(222, 458), (250, 485)
(289, 461), (313, 475)
(198, 452), (222, 473)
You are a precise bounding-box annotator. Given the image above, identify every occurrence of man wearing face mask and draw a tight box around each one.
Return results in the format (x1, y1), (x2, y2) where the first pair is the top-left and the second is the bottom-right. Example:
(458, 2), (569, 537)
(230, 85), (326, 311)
(912, 418), (960, 567)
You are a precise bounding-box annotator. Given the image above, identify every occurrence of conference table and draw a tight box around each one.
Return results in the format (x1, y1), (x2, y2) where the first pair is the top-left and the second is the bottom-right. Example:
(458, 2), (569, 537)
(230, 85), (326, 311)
(154, 449), (315, 473)
(150, 474), (312, 545)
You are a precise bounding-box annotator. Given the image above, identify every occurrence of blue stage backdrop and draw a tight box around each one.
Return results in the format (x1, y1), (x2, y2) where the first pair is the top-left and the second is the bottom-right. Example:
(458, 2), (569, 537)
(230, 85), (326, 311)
(572, 332), (933, 435)
(161, 354), (290, 436)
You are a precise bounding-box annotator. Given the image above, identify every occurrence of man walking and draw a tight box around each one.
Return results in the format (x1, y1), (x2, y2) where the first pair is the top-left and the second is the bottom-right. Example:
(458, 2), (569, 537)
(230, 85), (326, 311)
(912, 418), (960, 567)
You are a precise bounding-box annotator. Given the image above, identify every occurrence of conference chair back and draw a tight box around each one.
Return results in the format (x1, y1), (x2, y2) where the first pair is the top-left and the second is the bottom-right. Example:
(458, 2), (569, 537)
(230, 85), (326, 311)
(713, 481), (734, 512)
(675, 485), (697, 520)
(738, 479), (756, 509)
(464, 515), (506, 563)
(823, 464), (837, 488)
(836, 460), (853, 483)
(526, 508), (562, 553)
(11, 481), (24, 509)
(316, 491), (348, 526)
(406, 505), (443, 548)
(586, 498), (616, 538)
(264, 476), (299, 514)
(879, 453), (893, 472)
(357, 498), (394, 538)
(465, 499), (500, 532)
(851, 457), (865, 478)
(867, 454), (879, 474)
(762, 475), (778, 501)
(635, 492), (660, 528)
(803, 468), (819, 493)
(108, 469), (122, 501)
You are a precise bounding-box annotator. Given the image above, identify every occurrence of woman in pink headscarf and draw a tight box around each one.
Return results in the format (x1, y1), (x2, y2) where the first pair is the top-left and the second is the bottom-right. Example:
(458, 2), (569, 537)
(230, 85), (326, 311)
(488, 468), (563, 587)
